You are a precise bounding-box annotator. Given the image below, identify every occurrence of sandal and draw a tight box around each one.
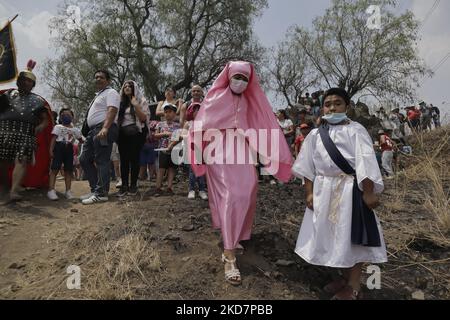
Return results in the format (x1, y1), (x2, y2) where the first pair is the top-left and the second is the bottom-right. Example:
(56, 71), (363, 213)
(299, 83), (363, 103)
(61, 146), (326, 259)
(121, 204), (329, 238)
(324, 277), (348, 294)
(221, 254), (242, 286)
(331, 286), (363, 300)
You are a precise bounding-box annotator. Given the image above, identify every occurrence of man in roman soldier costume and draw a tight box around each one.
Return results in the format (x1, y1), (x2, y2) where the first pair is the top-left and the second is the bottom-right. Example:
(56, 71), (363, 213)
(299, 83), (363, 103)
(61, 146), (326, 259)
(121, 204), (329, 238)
(0, 60), (53, 201)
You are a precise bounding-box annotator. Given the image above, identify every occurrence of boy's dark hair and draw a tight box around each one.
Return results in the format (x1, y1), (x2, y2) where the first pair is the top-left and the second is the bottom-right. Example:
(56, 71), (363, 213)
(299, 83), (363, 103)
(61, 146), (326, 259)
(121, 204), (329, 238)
(59, 108), (75, 118)
(322, 88), (351, 107)
(94, 69), (111, 80)
(278, 109), (290, 119)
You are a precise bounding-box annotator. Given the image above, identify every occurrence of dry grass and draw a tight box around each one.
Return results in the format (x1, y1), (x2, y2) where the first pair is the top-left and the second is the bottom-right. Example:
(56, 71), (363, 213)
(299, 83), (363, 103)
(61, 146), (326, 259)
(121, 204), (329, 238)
(395, 126), (450, 237)
(7, 202), (162, 300)
(379, 126), (450, 297)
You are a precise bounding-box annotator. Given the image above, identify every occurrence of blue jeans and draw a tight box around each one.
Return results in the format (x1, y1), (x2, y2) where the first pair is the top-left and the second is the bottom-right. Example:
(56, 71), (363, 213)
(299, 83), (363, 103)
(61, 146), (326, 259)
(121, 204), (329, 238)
(189, 167), (206, 192)
(80, 124), (119, 196)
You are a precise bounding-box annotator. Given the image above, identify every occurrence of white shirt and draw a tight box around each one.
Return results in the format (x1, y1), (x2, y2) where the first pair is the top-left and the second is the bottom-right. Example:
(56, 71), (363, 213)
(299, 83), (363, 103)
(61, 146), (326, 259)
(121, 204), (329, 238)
(292, 121), (387, 268)
(122, 107), (136, 127)
(278, 119), (293, 135)
(52, 125), (82, 144)
(87, 88), (120, 128)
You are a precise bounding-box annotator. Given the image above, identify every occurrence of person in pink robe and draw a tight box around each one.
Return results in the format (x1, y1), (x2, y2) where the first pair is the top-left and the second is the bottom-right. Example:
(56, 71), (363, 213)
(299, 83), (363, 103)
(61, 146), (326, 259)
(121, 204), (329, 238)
(189, 61), (293, 285)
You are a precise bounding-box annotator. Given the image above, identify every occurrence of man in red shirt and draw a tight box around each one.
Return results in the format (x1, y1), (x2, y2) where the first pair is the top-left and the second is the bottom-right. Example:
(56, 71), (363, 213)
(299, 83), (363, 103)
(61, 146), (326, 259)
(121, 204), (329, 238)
(294, 122), (313, 157)
(378, 129), (396, 177)
(406, 106), (421, 132)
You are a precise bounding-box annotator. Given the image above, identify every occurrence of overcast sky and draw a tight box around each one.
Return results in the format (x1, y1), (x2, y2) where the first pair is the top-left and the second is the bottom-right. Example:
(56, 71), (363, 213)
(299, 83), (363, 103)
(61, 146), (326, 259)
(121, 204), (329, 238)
(1, 0), (449, 120)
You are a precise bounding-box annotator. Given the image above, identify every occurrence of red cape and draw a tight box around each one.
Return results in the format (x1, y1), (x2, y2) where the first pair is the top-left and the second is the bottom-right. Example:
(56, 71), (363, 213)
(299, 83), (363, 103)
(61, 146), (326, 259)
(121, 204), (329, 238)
(1, 89), (54, 189)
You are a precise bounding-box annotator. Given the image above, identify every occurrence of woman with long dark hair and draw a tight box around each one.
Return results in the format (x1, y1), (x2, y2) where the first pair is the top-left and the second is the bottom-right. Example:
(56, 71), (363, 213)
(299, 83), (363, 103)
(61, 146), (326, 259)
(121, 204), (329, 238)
(117, 80), (150, 196)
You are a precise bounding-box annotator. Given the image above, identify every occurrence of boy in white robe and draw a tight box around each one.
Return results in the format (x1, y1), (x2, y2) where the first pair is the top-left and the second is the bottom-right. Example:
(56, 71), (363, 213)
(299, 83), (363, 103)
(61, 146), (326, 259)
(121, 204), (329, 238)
(292, 88), (387, 300)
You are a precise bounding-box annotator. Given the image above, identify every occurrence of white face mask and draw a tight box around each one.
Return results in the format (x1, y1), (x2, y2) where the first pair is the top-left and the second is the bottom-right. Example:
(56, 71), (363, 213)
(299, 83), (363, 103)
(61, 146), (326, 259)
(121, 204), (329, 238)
(230, 78), (248, 94)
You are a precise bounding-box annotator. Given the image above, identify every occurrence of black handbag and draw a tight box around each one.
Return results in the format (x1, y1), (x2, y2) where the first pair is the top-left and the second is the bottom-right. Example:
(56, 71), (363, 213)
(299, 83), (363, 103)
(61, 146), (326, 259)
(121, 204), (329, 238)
(318, 124), (382, 247)
(81, 119), (90, 137)
(120, 123), (140, 136)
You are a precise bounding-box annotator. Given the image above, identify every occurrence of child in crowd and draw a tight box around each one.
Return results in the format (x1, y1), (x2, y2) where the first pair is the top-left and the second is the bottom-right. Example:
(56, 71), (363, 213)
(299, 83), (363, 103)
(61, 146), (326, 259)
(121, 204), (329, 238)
(139, 120), (159, 181)
(292, 88), (387, 300)
(48, 108), (83, 200)
(182, 103), (208, 200)
(111, 142), (121, 188)
(154, 104), (180, 196)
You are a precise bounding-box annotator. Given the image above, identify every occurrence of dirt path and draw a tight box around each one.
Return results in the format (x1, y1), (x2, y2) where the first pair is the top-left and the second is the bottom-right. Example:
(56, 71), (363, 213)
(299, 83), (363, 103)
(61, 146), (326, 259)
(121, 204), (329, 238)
(0, 176), (448, 300)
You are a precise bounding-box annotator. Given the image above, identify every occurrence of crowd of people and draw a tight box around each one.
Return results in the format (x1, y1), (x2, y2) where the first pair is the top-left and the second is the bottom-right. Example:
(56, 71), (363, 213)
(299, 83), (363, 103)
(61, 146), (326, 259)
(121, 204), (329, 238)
(275, 91), (443, 180)
(3, 59), (441, 300)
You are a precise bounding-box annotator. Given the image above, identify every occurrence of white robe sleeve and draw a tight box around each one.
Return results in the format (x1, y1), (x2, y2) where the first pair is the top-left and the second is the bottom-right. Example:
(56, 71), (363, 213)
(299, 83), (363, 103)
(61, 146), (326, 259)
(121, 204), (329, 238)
(292, 131), (316, 182)
(353, 124), (384, 194)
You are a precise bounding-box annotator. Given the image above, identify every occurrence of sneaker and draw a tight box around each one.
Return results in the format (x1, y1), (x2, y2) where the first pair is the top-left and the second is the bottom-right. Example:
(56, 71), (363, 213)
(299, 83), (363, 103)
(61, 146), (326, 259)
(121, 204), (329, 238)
(9, 192), (23, 202)
(47, 190), (59, 201)
(128, 186), (138, 196)
(199, 191), (208, 201)
(65, 190), (75, 200)
(116, 178), (122, 188)
(116, 187), (128, 197)
(188, 191), (196, 200)
(82, 195), (108, 205)
(80, 193), (94, 201)
(166, 188), (175, 196)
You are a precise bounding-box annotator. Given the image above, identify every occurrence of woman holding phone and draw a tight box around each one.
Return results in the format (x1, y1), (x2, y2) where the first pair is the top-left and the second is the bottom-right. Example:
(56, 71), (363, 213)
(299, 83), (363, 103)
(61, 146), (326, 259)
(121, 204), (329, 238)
(117, 80), (150, 197)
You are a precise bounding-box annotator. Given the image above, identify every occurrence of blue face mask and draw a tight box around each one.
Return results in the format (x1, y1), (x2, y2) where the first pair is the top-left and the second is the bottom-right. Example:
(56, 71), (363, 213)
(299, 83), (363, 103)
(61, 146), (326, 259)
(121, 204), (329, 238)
(322, 112), (348, 124)
(61, 115), (73, 125)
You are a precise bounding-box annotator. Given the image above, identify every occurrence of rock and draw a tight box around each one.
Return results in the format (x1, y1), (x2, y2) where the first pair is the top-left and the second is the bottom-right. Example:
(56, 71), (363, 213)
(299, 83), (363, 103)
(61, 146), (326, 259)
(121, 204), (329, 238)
(275, 259), (295, 267)
(412, 290), (425, 300)
(8, 263), (25, 270)
(10, 284), (21, 293)
(70, 209), (79, 213)
(182, 224), (195, 232)
(163, 233), (180, 241)
(404, 286), (413, 293)
(181, 257), (191, 262)
(272, 271), (283, 279)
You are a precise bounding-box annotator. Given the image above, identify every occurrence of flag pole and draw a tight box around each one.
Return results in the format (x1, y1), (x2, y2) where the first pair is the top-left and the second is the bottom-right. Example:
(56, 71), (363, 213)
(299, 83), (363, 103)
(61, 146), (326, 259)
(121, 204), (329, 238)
(9, 14), (19, 24)
(1, 14), (18, 30)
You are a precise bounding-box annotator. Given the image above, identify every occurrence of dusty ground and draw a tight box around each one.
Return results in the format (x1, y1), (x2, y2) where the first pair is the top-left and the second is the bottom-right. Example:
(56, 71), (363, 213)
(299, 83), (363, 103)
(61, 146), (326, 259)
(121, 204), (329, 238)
(0, 128), (449, 300)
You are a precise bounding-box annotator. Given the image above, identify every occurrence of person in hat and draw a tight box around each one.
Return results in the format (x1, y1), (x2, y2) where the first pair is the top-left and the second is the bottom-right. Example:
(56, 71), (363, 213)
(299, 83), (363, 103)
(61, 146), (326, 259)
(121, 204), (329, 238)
(154, 103), (181, 195)
(389, 108), (405, 143)
(419, 101), (432, 132)
(0, 60), (53, 201)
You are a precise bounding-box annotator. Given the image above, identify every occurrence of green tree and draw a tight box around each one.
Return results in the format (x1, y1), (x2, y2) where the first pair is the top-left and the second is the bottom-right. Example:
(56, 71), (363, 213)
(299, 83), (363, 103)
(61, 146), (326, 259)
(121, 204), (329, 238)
(291, 0), (431, 101)
(44, 0), (267, 119)
(270, 28), (320, 107)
